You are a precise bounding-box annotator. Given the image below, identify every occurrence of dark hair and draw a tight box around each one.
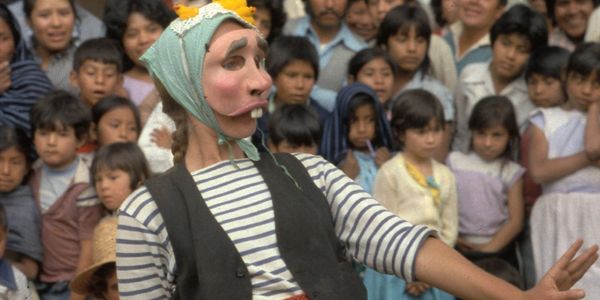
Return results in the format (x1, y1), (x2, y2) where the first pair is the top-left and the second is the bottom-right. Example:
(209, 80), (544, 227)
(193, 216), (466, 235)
(525, 46), (570, 81)
(23, 0), (77, 19)
(73, 38), (123, 73)
(348, 47), (398, 79)
(88, 263), (116, 299)
(430, 0), (446, 28)
(103, 0), (176, 71)
(376, 4), (431, 77)
(30, 90), (91, 140)
(92, 96), (142, 138)
(91, 142), (150, 191)
(566, 42), (600, 81)
(248, 0), (287, 43)
(0, 203), (6, 232)
(267, 35), (319, 80)
(390, 89), (445, 148)
(0, 124), (33, 163)
(545, 0), (599, 25)
(468, 96), (520, 161)
(268, 104), (322, 147)
(0, 4), (20, 48)
(490, 5), (548, 54)
(346, 92), (386, 148)
(474, 258), (523, 289)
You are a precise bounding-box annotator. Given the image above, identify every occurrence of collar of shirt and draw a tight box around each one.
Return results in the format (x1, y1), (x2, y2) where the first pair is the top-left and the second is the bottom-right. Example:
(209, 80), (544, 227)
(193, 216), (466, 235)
(462, 61), (527, 95)
(448, 22), (491, 61)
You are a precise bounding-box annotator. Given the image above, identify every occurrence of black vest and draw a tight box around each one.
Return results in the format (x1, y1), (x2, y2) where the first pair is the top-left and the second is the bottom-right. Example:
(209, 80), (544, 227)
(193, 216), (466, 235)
(145, 153), (367, 299)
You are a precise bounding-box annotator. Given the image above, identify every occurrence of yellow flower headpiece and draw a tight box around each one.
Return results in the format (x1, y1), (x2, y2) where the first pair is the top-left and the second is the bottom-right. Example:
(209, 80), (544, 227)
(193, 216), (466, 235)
(174, 0), (255, 25)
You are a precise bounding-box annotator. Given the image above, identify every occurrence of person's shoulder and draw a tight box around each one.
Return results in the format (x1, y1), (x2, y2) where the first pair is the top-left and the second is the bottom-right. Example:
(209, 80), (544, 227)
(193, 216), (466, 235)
(118, 185), (154, 221)
(460, 62), (488, 83)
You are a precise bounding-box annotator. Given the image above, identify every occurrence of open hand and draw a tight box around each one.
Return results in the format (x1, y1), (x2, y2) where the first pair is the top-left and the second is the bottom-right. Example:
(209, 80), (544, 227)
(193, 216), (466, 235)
(524, 239), (598, 299)
(151, 126), (173, 149)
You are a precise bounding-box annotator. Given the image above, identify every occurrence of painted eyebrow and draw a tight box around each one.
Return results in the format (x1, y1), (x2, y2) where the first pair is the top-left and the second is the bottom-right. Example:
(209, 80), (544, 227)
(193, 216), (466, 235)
(225, 37), (248, 57)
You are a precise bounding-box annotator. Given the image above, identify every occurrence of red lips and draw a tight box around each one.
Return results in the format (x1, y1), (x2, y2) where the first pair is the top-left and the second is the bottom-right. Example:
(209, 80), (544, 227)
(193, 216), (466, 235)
(225, 99), (268, 117)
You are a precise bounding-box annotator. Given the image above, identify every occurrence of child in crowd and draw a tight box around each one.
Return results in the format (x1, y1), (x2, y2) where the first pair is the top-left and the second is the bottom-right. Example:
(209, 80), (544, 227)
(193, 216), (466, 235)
(0, 203), (31, 299)
(546, 0), (597, 51)
(447, 96), (524, 273)
(347, 47), (397, 111)
(253, 35), (329, 150)
(103, 0), (176, 124)
(518, 46), (570, 288)
(69, 38), (124, 107)
(92, 96), (142, 148)
(319, 83), (393, 194)
(70, 217), (119, 300)
(376, 4), (454, 161)
(29, 90), (104, 300)
(91, 142), (150, 214)
(0, 125), (42, 280)
(247, 0), (286, 43)
(453, 5), (548, 152)
(529, 42), (600, 298)
(363, 89), (457, 300)
(267, 104), (321, 155)
(345, 0), (377, 43)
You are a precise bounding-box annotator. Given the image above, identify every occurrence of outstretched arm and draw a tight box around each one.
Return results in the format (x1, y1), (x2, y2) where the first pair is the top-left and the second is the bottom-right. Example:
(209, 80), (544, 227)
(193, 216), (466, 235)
(415, 238), (598, 300)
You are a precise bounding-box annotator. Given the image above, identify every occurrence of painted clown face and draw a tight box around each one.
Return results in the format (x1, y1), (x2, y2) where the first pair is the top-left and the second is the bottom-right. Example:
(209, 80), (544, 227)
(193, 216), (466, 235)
(202, 21), (272, 139)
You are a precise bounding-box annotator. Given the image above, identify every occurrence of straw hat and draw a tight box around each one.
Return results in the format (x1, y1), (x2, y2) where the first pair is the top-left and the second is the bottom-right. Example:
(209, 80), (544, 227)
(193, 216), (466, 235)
(70, 216), (118, 294)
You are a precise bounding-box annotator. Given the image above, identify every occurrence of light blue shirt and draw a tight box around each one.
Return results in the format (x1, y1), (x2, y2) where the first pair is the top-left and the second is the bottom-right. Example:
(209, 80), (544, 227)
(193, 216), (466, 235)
(395, 70), (455, 121)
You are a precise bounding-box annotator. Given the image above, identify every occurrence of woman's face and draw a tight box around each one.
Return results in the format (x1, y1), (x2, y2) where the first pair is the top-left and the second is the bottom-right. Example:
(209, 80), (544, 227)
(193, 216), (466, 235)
(201, 22), (272, 139)
(122, 12), (164, 68)
(0, 19), (15, 62)
(27, 0), (75, 53)
(386, 26), (428, 75)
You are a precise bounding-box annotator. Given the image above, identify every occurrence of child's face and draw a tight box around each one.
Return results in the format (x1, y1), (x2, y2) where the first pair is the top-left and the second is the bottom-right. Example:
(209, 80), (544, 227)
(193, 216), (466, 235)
(527, 73), (565, 108)
(255, 7), (272, 39)
(70, 60), (123, 106)
(472, 124), (509, 161)
(386, 26), (428, 75)
(355, 58), (395, 104)
(0, 19), (15, 62)
(33, 124), (84, 169)
(348, 103), (376, 150)
(366, 0), (404, 25)
(566, 71), (600, 111)
(442, 0), (459, 25)
(269, 140), (318, 155)
(27, 0), (75, 53)
(346, 0), (377, 42)
(95, 167), (133, 212)
(491, 33), (531, 82)
(103, 269), (119, 300)
(0, 146), (28, 193)
(96, 107), (139, 146)
(553, 0), (594, 40)
(401, 119), (442, 161)
(274, 60), (316, 105)
(123, 12), (164, 68)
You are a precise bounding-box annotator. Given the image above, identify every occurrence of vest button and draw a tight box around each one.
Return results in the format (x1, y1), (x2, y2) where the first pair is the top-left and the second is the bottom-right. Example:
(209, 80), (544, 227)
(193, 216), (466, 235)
(235, 269), (246, 278)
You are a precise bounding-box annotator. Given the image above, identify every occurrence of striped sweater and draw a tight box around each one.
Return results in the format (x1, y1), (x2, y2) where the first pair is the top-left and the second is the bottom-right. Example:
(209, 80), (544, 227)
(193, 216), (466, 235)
(116, 153), (434, 299)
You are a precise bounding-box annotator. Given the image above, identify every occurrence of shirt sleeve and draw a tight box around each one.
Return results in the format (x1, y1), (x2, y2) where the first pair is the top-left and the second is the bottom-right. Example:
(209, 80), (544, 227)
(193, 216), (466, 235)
(297, 154), (434, 282)
(116, 188), (176, 299)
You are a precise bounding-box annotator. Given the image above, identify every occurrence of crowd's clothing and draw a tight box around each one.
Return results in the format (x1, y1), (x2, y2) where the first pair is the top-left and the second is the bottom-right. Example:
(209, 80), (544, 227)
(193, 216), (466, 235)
(585, 7), (600, 42)
(283, 18), (367, 111)
(30, 157), (103, 283)
(529, 108), (600, 298)
(453, 61), (533, 152)
(319, 83), (393, 164)
(122, 75), (155, 106)
(352, 151), (378, 195)
(446, 151), (524, 240)
(116, 153), (435, 299)
(428, 35), (458, 92)
(39, 158), (79, 213)
(137, 101), (175, 174)
(443, 22), (492, 76)
(32, 44), (77, 93)
(393, 70), (455, 121)
(549, 28), (576, 52)
(0, 186), (43, 263)
(363, 153), (457, 300)
(0, 258), (30, 300)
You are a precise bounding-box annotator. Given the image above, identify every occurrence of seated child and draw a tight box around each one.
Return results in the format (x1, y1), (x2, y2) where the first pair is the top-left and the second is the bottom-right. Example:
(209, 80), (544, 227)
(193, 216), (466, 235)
(91, 142), (151, 214)
(0, 125), (42, 280)
(453, 5), (548, 152)
(92, 96), (142, 147)
(0, 203), (31, 299)
(29, 90), (104, 300)
(70, 217), (118, 300)
(267, 104), (322, 155)
(69, 38), (124, 107)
